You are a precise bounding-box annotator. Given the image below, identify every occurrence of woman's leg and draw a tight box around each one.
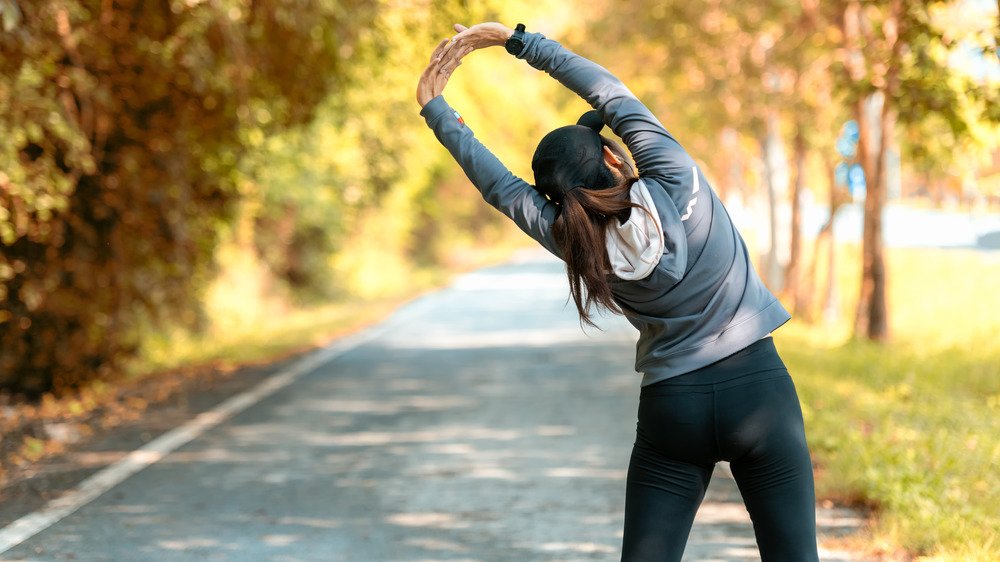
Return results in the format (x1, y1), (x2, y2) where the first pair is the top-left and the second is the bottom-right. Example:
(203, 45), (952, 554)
(621, 384), (717, 562)
(621, 442), (714, 562)
(719, 373), (820, 562)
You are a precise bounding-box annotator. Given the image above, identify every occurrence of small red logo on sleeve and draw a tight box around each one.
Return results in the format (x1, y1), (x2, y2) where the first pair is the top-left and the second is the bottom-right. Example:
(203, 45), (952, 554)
(453, 111), (465, 126)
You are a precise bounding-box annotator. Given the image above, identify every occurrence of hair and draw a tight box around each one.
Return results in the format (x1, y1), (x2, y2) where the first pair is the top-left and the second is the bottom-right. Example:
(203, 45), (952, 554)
(552, 136), (646, 327)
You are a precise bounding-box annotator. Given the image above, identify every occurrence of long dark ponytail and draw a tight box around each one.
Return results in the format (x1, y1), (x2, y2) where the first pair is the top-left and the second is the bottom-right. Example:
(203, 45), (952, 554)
(552, 137), (644, 327)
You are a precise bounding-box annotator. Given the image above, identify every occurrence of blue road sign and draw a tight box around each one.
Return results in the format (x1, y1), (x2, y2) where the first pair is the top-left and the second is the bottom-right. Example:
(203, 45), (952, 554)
(836, 120), (860, 159)
(836, 136), (857, 159)
(835, 162), (850, 187)
(848, 163), (866, 197)
(843, 120), (860, 142)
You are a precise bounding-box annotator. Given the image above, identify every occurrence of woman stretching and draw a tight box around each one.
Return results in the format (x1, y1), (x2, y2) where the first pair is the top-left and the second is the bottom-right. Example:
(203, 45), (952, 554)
(416, 22), (820, 562)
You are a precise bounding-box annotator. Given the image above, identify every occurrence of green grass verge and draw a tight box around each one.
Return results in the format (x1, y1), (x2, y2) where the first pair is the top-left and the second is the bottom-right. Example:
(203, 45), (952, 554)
(133, 238), (527, 377)
(134, 297), (412, 376)
(776, 247), (1000, 560)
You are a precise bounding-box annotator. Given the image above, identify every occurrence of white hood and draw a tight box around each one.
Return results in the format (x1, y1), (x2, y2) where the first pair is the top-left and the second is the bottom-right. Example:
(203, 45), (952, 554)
(605, 179), (665, 281)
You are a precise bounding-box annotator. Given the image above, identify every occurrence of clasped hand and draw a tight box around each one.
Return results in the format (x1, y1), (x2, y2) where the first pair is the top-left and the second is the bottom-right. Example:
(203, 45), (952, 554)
(416, 23), (515, 108)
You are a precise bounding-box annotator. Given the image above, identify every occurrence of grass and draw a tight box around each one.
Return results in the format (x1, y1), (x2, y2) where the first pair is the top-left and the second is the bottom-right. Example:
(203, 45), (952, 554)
(135, 237), (526, 376)
(775, 246), (1000, 560)
(136, 297), (412, 375)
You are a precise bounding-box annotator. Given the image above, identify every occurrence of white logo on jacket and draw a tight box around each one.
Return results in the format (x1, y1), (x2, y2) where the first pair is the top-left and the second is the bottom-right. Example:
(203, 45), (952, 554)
(680, 166), (699, 222)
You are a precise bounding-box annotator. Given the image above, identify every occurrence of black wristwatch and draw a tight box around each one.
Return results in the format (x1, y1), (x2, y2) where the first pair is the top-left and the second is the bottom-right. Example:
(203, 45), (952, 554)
(504, 23), (527, 56)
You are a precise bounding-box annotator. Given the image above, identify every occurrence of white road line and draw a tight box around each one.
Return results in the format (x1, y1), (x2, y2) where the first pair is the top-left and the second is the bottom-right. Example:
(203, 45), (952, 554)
(0, 317), (399, 556)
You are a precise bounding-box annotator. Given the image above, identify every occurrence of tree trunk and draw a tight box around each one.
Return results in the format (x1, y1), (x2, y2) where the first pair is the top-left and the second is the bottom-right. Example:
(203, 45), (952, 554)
(804, 154), (842, 325)
(843, 0), (901, 342)
(760, 111), (786, 292)
(784, 125), (807, 313)
(853, 94), (890, 341)
(822, 155), (842, 324)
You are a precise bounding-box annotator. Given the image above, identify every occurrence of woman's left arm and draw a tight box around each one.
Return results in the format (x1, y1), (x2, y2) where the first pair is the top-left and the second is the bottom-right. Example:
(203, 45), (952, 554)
(417, 38), (562, 258)
(419, 96), (562, 257)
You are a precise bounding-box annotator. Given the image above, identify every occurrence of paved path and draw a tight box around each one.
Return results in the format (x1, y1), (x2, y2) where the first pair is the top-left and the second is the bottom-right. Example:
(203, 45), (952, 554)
(1, 251), (869, 561)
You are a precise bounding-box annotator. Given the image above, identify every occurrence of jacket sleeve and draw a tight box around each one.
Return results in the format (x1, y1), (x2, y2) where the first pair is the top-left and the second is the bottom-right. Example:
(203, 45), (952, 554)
(420, 95), (562, 258)
(515, 33), (696, 181)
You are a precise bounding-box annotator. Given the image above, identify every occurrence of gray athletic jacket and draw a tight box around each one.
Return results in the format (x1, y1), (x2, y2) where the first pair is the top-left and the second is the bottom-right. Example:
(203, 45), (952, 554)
(420, 32), (790, 386)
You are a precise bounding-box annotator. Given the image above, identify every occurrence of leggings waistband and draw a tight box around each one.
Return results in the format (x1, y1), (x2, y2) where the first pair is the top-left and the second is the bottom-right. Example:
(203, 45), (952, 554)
(641, 337), (788, 396)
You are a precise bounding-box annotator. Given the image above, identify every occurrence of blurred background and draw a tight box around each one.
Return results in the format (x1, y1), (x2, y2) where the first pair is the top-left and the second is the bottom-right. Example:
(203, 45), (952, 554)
(0, 0), (998, 559)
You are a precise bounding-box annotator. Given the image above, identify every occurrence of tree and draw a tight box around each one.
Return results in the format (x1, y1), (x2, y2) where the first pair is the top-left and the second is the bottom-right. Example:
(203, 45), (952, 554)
(769, 0), (843, 314)
(832, 0), (997, 341)
(0, 0), (376, 395)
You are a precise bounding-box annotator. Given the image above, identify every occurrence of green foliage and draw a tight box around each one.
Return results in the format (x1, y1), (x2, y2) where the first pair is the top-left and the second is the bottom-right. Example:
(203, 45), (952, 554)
(0, 0), (579, 396)
(238, 1), (483, 301)
(781, 247), (1000, 559)
(896, 2), (1000, 187)
(585, 0), (849, 201)
(242, 0), (578, 301)
(0, 0), (375, 396)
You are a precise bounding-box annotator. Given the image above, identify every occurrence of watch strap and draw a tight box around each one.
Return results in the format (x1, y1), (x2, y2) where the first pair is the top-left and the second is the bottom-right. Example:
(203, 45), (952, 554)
(505, 23), (527, 56)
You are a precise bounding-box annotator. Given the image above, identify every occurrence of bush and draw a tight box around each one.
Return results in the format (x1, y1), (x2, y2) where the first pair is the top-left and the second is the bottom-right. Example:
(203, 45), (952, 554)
(0, 0), (375, 396)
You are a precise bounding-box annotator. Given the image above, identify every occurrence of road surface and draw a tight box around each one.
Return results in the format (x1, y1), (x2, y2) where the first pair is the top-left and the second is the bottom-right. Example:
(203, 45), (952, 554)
(0, 251), (869, 561)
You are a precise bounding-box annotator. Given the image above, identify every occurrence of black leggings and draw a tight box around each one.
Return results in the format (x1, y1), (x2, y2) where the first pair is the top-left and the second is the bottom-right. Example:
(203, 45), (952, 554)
(622, 337), (819, 561)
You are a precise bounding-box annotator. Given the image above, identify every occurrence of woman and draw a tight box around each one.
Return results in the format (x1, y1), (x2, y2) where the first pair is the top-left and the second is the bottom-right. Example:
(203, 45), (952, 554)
(416, 22), (820, 562)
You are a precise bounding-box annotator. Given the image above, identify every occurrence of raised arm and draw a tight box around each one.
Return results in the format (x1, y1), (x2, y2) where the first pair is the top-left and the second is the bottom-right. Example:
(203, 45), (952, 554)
(416, 35), (562, 257)
(447, 23), (695, 179)
(517, 33), (695, 178)
(419, 96), (562, 257)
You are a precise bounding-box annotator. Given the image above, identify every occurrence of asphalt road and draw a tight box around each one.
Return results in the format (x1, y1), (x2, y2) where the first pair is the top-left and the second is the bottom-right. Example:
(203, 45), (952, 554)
(0, 250), (870, 562)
